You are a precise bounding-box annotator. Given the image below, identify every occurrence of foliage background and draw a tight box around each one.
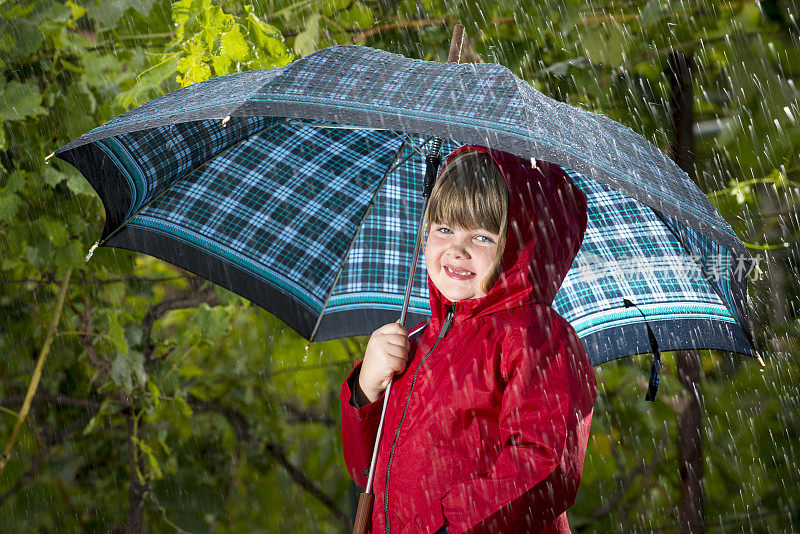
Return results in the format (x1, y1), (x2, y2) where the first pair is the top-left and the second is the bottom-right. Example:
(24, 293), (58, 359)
(1, 0), (798, 532)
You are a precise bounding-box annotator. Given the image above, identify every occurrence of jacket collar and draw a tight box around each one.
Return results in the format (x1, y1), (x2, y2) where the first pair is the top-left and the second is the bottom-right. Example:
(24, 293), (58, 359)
(427, 146), (588, 329)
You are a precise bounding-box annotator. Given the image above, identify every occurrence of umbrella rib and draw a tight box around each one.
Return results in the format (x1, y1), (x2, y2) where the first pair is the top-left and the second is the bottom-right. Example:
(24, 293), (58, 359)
(284, 120), (431, 176)
(648, 207), (757, 355)
(287, 122), (431, 176)
(87, 119), (288, 255)
(381, 134), (434, 177)
(308, 135), (422, 341)
(286, 118), (392, 131)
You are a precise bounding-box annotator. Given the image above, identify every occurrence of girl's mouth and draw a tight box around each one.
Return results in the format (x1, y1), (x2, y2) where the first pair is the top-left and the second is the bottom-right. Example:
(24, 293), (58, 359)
(444, 265), (475, 280)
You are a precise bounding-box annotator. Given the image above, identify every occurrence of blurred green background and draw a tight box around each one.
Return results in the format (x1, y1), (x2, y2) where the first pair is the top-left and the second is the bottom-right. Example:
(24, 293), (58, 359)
(1, 0), (798, 532)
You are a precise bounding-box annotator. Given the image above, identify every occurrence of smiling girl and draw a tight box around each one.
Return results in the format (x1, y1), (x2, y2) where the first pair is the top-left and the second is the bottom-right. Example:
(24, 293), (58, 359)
(341, 146), (597, 533)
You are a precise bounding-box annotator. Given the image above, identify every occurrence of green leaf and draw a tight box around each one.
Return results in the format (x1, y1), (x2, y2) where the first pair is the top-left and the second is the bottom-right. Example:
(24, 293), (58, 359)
(579, 20), (632, 68)
(110, 349), (147, 392)
(172, 0), (206, 31)
(82, 414), (100, 436)
(111, 353), (133, 392)
(734, 2), (762, 30)
(245, 7), (290, 52)
(25, 242), (54, 269)
(338, 1), (373, 29)
(116, 55), (178, 109)
(130, 350), (147, 388)
(0, 17), (43, 60)
(125, 322), (144, 348)
(209, 53), (232, 79)
(178, 362), (205, 379)
(1, 168), (24, 192)
(131, 436), (163, 478)
(67, 0), (88, 20)
(0, 192), (21, 222)
(148, 381), (161, 409)
(41, 216), (69, 246)
(174, 395), (193, 418)
(176, 51), (212, 86)
(108, 314), (128, 354)
(64, 173), (96, 196)
(81, 0), (157, 28)
(195, 304), (230, 340)
(639, 0), (667, 29)
(98, 399), (124, 416)
(0, 80), (46, 122)
(43, 166), (68, 188)
(293, 13), (321, 57)
(220, 27), (249, 63)
(157, 436), (171, 456)
(0, 170), (26, 221)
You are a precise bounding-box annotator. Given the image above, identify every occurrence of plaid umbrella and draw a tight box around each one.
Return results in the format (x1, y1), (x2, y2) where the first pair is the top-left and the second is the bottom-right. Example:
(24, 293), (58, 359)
(54, 44), (757, 365)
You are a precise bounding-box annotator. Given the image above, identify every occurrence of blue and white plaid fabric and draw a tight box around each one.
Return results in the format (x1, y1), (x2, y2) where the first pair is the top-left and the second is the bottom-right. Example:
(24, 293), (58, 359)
(56, 45), (756, 363)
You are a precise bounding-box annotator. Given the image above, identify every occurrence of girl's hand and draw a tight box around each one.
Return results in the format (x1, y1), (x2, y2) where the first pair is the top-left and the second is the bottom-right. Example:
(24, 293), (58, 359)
(356, 322), (410, 404)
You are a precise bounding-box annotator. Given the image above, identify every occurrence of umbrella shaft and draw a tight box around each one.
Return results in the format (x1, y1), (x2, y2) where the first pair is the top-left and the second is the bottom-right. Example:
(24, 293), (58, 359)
(399, 196), (430, 327)
(365, 379), (392, 493)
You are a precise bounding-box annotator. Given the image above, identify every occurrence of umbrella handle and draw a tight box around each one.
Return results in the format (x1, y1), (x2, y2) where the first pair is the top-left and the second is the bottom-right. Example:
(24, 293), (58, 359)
(352, 379), (392, 534)
(353, 492), (375, 534)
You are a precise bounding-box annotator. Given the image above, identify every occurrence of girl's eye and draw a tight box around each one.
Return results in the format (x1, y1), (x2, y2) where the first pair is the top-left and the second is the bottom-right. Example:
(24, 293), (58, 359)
(476, 235), (495, 244)
(436, 226), (453, 234)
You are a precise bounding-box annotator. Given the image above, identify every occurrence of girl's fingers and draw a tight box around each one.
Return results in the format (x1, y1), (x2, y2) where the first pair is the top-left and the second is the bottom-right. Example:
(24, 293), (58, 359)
(384, 335), (411, 350)
(386, 354), (409, 373)
(381, 322), (408, 336)
(384, 344), (409, 360)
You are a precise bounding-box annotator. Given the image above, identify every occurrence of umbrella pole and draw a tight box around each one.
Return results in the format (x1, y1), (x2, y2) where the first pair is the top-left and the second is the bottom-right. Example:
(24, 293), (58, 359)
(352, 24), (464, 534)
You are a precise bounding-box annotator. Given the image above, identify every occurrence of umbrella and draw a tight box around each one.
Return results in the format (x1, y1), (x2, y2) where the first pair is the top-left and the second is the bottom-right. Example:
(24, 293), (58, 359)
(52, 42), (758, 368)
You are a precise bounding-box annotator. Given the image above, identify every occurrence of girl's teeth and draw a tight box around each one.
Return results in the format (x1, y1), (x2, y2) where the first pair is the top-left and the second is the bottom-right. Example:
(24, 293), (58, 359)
(446, 266), (473, 276)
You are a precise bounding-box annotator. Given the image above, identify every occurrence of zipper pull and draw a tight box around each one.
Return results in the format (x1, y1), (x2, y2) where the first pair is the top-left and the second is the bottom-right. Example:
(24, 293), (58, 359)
(439, 304), (455, 339)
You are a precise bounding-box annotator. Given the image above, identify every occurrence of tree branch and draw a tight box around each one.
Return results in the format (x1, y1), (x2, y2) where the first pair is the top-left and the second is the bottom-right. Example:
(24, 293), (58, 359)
(0, 275), (185, 286)
(0, 268), (72, 477)
(0, 410), (96, 508)
(0, 394), (101, 411)
(142, 283), (220, 361)
(260, 359), (352, 378)
(187, 396), (350, 528)
(280, 402), (335, 426)
(264, 441), (352, 527)
(588, 426), (670, 520)
(126, 416), (149, 534)
(78, 295), (113, 376)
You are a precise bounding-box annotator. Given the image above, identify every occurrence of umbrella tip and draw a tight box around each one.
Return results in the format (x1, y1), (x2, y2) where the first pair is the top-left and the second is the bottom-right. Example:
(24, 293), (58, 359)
(45, 152), (55, 163)
(755, 354), (766, 368)
(530, 157), (537, 169)
(222, 116), (231, 127)
(85, 240), (99, 262)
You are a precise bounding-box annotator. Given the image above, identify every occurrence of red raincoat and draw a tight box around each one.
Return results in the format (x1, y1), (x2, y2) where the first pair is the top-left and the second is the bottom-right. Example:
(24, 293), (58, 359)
(340, 146), (597, 533)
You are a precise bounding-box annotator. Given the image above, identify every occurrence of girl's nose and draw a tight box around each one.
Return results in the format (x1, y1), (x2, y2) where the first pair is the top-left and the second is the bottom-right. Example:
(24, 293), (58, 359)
(449, 239), (471, 258)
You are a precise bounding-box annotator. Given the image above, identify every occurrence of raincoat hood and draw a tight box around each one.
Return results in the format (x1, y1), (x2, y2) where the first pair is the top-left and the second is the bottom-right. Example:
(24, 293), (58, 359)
(428, 145), (588, 325)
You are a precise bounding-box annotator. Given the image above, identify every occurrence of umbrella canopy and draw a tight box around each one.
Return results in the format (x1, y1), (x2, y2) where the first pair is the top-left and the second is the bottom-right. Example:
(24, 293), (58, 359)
(54, 44), (756, 364)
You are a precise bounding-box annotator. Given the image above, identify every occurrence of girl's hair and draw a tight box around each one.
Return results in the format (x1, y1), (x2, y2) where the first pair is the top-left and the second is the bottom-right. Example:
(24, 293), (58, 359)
(425, 150), (509, 293)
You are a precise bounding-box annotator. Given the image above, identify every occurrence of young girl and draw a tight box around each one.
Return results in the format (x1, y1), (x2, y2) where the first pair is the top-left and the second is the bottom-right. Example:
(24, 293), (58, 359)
(340, 145), (597, 533)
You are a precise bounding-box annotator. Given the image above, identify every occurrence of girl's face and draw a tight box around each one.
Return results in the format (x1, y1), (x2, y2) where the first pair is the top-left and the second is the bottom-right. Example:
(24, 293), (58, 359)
(425, 222), (500, 302)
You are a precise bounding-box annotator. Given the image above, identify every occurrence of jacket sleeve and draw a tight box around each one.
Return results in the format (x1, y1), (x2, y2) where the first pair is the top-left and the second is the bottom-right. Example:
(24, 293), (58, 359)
(340, 361), (387, 490)
(440, 314), (596, 533)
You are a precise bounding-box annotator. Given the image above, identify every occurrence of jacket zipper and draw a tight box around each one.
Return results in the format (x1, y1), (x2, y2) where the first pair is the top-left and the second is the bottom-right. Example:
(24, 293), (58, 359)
(384, 303), (456, 533)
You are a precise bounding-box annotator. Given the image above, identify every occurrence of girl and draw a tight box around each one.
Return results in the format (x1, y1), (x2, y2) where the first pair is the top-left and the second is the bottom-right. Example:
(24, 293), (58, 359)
(341, 146), (596, 533)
